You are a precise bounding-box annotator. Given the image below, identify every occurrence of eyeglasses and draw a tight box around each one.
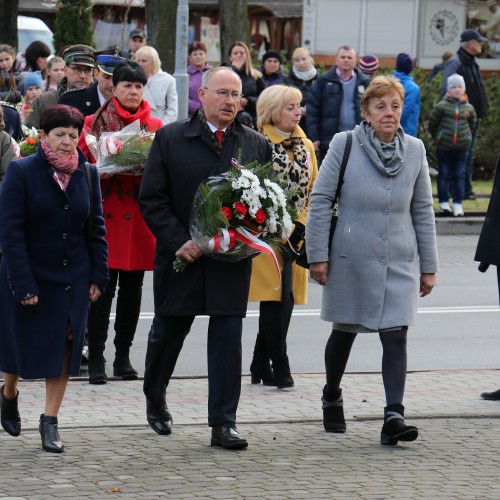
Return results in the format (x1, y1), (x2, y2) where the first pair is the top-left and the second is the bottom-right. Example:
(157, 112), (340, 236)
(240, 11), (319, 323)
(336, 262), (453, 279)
(204, 88), (242, 101)
(68, 65), (93, 75)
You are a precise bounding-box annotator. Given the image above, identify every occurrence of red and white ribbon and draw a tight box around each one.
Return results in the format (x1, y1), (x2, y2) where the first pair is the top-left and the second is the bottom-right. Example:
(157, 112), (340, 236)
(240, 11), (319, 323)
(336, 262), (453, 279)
(208, 228), (237, 253)
(207, 226), (282, 288)
(235, 227), (281, 289)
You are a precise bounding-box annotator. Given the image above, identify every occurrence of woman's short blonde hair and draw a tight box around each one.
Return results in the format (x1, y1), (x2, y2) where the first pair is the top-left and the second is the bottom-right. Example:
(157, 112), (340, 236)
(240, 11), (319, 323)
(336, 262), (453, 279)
(256, 85), (303, 130)
(361, 75), (405, 114)
(291, 47), (314, 66)
(135, 45), (162, 75)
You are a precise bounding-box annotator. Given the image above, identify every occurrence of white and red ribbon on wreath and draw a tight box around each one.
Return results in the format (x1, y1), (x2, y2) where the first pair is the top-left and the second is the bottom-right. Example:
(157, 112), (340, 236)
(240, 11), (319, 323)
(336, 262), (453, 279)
(208, 227), (282, 288)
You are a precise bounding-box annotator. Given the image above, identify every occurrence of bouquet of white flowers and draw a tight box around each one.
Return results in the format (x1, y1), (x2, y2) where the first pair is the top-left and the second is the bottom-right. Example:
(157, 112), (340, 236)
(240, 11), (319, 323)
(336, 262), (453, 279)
(173, 158), (297, 277)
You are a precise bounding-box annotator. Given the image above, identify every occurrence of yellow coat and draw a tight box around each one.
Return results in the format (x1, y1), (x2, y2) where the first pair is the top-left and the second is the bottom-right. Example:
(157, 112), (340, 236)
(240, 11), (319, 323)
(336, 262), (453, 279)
(248, 125), (318, 304)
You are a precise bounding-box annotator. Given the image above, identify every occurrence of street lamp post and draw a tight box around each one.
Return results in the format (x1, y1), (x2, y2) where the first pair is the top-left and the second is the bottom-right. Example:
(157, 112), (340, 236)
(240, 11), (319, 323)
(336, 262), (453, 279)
(173, 0), (189, 121)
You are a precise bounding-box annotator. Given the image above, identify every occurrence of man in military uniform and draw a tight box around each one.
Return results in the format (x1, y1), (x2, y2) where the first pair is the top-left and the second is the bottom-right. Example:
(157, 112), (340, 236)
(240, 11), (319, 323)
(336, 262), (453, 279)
(59, 48), (129, 116)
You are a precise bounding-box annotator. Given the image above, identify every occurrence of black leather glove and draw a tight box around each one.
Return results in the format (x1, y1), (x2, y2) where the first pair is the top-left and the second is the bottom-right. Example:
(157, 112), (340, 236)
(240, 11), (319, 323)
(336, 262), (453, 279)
(289, 222), (305, 251)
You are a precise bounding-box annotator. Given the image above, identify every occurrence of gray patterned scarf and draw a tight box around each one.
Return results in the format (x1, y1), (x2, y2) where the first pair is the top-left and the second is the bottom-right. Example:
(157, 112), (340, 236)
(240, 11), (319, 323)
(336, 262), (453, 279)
(355, 120), (407, 176)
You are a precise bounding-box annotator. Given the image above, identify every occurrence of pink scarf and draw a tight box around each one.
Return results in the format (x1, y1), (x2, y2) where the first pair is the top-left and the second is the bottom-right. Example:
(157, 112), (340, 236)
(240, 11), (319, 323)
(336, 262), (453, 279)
(40, 137), (79, 191)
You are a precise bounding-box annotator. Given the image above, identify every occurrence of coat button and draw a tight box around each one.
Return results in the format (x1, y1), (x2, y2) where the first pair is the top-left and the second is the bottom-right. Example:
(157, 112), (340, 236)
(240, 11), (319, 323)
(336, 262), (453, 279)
(381, 234), (388, 240)
(62, 233), (68, 239)
(124, 213), (131, 220)
(383, 209), (389, 215)
(385, 185), (392, 190)
(106, 213), (112, 219)
(62, 260), (68, 266)
(64, 204), (69, 210)
(380, 259), (387, 265)
(64, 285), (71, 291)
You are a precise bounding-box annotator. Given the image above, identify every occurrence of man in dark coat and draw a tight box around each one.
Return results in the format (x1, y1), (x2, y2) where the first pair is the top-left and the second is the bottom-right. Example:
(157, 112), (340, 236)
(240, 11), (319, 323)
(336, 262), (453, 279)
(139, 67), (272, 449)
(475, 154), (500, 401)
(442, 29), (489, 200)
(306, 45), (370, 165)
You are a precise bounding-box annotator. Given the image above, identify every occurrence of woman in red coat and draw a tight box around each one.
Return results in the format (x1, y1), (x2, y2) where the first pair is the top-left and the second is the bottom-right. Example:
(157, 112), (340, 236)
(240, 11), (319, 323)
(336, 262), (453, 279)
(78, 60), (162, 384)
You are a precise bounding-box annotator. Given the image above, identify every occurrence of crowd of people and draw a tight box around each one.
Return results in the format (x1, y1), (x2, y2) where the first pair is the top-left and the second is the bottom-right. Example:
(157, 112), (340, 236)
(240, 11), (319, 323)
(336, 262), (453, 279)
(0, 26), (497, 455)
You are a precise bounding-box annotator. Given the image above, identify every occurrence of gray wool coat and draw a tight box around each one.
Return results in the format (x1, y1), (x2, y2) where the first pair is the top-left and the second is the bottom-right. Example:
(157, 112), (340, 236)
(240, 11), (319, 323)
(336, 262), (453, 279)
(306, 128), (438, 330)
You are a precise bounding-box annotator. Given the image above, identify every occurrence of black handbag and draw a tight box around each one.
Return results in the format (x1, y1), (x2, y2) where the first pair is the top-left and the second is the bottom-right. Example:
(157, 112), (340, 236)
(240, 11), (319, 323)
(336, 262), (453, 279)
(296, 131), (352, 269)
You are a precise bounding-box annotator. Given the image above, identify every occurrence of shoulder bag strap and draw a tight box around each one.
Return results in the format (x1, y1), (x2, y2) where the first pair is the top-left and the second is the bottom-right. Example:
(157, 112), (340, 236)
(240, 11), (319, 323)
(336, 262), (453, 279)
(332, 131), (352, 208)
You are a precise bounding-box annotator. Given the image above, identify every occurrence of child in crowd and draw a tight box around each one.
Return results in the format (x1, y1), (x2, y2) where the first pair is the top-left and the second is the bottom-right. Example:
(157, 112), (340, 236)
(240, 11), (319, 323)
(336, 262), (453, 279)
(43, 57), (65, 91)
(429, 73), (477, 217)
(18, 71), (43, 123)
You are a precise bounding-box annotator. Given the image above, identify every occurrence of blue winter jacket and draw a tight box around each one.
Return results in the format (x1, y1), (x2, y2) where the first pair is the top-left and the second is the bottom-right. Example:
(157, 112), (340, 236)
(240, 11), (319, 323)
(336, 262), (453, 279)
(394, 70), (421, 137)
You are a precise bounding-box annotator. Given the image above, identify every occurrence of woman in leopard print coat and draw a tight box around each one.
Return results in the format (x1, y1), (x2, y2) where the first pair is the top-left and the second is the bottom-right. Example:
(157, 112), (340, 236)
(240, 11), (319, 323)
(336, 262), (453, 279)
(248, 85), (318, 389)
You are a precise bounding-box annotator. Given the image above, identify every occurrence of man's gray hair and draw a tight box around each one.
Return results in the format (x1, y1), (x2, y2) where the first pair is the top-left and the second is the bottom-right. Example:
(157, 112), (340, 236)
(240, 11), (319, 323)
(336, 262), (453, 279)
(201, 66), (241, 89)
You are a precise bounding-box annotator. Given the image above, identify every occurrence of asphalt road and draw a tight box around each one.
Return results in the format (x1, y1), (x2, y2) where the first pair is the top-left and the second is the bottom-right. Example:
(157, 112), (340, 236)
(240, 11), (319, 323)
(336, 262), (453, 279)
(95, 233), (500, 378)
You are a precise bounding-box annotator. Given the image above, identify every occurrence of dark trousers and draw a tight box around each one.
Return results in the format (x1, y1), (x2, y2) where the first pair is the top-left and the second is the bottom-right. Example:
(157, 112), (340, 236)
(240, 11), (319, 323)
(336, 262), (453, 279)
(464, 119), (482, 198)
(87, 268), (145, 355)
(437, 149), (468, 204)
(143, 314), (243, 427)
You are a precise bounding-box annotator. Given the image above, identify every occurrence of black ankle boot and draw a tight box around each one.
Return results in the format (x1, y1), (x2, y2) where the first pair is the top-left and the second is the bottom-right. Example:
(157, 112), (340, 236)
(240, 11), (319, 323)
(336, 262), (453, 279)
(88, 353), (107, 385)
(322, 386), (346, 433)
(381, 404), (418, 446)
(272, 355), (294, 389)
(39, 414), (64, 453)
(250, 333), (275, 385)
(113, 353), (138, 380)
(0, 385), (21, 437)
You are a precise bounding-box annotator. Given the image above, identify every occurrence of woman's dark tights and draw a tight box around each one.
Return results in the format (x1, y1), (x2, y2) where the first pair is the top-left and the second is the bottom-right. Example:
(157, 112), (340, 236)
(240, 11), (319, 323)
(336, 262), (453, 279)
(325, 327), (408, 405)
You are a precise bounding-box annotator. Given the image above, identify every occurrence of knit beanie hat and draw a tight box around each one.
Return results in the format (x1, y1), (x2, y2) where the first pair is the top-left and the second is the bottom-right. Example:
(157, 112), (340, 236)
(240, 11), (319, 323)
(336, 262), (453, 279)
(359, 54), (379, 75)
(23, 71), (44, 91)
(447, 73), (466, 92)
(396, 53), (413, 74)
(262, 50), (282, 65)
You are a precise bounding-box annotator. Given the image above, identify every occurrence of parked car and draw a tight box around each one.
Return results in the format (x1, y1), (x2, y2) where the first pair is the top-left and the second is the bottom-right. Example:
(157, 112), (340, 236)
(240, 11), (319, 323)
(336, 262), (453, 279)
(17, 16), (55, 54)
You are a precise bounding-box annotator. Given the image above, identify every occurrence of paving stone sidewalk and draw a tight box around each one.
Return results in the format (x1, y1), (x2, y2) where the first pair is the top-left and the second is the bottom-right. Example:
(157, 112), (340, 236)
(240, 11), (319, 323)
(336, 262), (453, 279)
(1, 370), (499, 499)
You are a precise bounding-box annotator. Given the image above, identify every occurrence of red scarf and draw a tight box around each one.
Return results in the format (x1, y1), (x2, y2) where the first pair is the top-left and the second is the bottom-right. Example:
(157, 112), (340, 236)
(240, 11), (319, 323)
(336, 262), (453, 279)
(40, 137), (78, 191)
(90, 97), (159, 139)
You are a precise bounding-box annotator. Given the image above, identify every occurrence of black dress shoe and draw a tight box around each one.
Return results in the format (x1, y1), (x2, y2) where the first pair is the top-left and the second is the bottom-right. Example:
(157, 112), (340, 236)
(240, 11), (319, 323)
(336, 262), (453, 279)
(146, 400), (173, 435)
(39, 414), (64, 453)
(211, 423), (248, 450)
(480, 388), (500, 401)
(0, 385), (21, 437)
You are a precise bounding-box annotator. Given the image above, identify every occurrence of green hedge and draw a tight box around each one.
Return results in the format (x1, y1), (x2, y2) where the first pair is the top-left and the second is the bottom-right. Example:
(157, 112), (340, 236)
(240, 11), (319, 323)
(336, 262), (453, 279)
(413, 68), (500, 179)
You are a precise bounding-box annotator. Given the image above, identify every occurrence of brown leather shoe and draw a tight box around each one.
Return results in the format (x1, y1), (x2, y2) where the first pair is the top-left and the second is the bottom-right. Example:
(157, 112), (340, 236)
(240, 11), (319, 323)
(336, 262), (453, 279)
(211, 423), (248, 450)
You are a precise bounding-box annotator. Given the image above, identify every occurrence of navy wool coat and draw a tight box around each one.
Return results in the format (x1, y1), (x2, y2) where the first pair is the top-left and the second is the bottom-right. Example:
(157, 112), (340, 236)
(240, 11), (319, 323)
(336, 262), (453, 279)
(0, 148), (109, 379)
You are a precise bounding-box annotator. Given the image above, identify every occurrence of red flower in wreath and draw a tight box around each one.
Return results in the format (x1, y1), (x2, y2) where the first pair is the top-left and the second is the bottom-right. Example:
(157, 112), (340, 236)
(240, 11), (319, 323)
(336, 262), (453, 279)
(234, 202), (247, 216)
(254, 209), (266, 224)
(221, 206), (233, 221)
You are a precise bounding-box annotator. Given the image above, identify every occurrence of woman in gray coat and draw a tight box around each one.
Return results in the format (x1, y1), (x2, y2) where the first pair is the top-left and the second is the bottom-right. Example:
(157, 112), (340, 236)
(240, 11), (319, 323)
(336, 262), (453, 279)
(306, 76), (438, 446)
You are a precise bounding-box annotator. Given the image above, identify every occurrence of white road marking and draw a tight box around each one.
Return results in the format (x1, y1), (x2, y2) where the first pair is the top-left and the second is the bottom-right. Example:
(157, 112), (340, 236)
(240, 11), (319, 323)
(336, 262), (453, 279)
(115, 305), (500, 321)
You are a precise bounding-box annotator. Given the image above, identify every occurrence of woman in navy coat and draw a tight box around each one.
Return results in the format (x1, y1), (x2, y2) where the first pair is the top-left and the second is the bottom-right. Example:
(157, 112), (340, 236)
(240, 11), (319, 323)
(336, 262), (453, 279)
(0, 105), (108, 453)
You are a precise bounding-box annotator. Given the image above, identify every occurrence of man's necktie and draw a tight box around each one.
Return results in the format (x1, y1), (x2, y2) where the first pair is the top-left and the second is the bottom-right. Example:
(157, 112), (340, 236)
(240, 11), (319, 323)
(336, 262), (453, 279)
(214, 130), (224, 146)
